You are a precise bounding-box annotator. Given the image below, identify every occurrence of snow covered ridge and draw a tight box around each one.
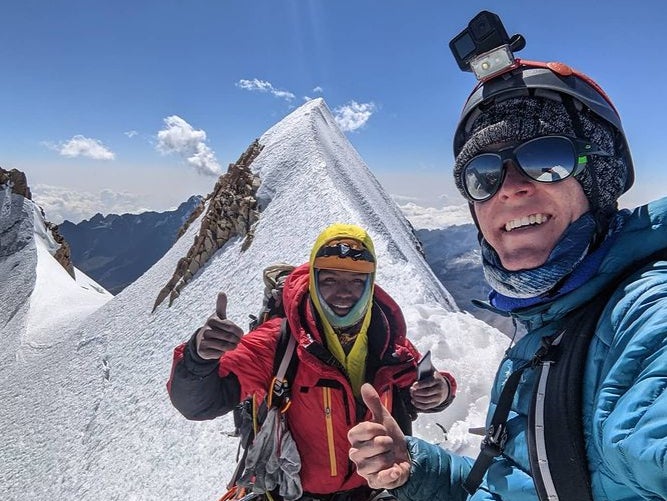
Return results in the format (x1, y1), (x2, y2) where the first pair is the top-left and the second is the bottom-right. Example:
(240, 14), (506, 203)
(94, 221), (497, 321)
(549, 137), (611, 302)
(0, 182), (112, 352)
(0, 98), (507, 500)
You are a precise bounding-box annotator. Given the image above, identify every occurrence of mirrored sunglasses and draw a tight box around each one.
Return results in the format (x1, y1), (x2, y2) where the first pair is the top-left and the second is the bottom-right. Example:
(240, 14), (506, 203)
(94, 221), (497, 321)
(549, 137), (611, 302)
(462, 135), (611, 202)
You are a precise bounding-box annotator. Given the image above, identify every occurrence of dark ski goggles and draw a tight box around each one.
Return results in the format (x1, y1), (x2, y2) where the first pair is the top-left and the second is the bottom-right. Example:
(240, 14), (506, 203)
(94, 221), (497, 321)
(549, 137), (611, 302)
(316, 242), (374, 262)
(314, 239), (376, 273)
(461, 135), (611, 202)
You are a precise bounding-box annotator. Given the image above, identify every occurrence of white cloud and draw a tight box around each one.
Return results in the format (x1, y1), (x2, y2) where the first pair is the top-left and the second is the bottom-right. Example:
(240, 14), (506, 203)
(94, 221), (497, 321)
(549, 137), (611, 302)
(312, 86), (324, 93)
(236, 78), (296, 101)
(333, 101), (376, 132)
(32, 184), (149, 224)
(156, 115), (221, 176)
(398, 201), (473, 230)
(49, 135), (115, 160)
(124, 130), (138, 138)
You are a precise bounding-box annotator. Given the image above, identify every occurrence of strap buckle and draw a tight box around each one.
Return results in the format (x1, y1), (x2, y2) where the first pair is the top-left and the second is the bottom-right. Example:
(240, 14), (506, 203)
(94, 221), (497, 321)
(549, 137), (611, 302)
(268, 376), (291, 413)
(481, 424), (507, 457)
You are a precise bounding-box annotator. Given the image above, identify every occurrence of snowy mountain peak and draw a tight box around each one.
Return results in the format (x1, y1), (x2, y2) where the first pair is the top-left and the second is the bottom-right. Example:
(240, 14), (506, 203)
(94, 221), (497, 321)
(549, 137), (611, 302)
(155, 97), (454, 313)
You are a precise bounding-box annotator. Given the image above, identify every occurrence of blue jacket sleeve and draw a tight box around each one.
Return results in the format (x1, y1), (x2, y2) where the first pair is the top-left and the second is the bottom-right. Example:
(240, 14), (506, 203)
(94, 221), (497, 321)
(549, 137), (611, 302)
(390, 437), (476, 501)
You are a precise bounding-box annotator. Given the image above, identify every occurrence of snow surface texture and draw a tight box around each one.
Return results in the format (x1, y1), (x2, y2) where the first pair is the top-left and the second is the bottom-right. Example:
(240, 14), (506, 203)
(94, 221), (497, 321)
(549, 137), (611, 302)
(0, 98), (508, 500)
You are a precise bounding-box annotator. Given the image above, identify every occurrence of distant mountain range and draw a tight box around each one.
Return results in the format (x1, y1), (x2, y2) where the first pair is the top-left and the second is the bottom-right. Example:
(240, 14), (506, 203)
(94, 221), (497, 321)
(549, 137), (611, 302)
(59, 195), (202, 294)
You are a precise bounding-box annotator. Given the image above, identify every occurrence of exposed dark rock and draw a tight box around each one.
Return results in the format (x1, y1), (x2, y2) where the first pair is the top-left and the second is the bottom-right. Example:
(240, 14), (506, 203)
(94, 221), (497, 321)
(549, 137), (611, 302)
(45, 221), (75, 279)
(0, 167), (32, 200)
(153, 139), (263, 311)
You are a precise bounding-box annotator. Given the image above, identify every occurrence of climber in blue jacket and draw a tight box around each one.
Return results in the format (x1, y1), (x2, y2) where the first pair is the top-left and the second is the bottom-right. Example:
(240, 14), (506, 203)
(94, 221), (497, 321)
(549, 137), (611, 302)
(348, 11), (667, 501)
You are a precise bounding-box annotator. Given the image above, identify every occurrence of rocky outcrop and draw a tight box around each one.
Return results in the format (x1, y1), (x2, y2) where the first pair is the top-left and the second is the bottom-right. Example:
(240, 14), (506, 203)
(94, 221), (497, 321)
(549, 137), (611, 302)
(175, 197), (205, 241)
(153, 140), (263, 311)
(45, 221), (76, 279)
(0, 167), (32, 199)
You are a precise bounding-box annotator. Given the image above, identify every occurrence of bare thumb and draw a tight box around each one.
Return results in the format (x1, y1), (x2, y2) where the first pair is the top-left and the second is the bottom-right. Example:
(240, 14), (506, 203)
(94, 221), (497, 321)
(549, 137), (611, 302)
(216, 292), (228, 320)
(360, 383), (387, 423)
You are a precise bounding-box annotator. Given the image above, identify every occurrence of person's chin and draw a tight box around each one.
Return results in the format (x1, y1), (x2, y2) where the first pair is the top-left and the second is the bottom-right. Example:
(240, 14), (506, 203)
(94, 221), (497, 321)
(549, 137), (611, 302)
(499, 248), (550, 270)
(496, 232), (556, 270)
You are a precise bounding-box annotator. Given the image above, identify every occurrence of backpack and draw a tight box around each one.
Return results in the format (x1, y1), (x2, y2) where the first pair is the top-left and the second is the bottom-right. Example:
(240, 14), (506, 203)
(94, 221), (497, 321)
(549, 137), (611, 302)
(221, 264), (300, 501)
(248, 263), (295, 331)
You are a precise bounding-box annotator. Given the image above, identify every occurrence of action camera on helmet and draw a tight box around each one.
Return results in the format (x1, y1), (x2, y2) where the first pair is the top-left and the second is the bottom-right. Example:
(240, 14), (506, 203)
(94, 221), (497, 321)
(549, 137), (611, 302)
(449, 10), (635, 195)
(449, 10), (526, 81)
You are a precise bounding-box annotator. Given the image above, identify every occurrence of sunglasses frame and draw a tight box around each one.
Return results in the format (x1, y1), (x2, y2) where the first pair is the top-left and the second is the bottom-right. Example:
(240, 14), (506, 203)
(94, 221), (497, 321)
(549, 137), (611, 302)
(462, 135), (610, 202)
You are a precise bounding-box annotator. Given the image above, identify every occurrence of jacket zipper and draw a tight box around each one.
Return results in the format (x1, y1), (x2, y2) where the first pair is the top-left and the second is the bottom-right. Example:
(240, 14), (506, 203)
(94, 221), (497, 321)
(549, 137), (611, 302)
(322, 387), (337, 477)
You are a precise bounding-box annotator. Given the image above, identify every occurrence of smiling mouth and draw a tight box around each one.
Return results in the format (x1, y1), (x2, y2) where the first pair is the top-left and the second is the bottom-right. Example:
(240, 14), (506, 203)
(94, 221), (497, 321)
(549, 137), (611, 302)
(331, 304), (352, 314)
(504, 213), (549, 232)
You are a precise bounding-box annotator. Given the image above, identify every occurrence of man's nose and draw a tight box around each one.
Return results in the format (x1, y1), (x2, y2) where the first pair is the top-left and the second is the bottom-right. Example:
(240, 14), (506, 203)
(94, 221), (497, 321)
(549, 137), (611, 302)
(497, 161), (535, 199)
(334, 283), (354, 297)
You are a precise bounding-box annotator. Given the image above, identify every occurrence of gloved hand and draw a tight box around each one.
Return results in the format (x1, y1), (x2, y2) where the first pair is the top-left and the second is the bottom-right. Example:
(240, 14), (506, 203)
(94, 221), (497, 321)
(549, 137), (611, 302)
(410, 370), (452, 410)
(195, 292), (244, 360)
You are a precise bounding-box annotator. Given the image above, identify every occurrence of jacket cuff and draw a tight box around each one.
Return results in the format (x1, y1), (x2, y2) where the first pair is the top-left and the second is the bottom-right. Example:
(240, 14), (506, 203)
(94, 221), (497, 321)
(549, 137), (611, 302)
(184, 331), (220, 377)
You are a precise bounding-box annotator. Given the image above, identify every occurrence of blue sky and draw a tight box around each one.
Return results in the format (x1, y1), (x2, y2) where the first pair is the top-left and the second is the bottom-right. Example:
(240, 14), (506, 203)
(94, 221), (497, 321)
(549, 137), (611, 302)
(2, 1), (666, 222)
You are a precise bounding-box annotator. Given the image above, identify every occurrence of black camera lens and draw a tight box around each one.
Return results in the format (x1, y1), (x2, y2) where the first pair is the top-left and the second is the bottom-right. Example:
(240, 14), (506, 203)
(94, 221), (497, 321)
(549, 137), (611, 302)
(449, 10), (517, 73)
(452, 32), (476, 61)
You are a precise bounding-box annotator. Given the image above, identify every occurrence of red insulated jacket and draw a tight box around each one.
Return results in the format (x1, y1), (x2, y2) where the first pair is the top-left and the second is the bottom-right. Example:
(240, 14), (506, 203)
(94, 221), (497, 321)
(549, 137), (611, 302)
(168, 264), (456, 497)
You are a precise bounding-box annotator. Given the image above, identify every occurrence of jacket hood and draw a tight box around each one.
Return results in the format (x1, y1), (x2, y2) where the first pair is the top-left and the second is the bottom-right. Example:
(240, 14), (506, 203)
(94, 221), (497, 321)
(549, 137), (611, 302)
(308, 223), (377, 272)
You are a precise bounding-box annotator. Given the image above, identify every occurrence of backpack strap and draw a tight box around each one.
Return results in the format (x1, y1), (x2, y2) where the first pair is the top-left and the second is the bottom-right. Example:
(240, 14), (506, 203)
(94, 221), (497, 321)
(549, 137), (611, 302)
(226, 319), (298, 490)
(527, 305), (597, 501)
(464, 248), (667, 497)
(268, 318), (297, 411)
(463, 337), (554, 494)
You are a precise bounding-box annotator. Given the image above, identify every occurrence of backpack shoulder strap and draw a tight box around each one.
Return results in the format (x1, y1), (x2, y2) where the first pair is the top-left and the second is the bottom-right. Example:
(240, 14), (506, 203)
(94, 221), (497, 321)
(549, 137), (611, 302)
(275, 319), (297, 382)
(268, 319), (298, 410)
(226, 319), (297, 490)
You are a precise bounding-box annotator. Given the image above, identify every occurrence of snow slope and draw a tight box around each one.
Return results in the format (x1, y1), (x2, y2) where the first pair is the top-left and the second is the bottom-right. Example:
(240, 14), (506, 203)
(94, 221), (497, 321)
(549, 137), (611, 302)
(0, 99), (507, 500)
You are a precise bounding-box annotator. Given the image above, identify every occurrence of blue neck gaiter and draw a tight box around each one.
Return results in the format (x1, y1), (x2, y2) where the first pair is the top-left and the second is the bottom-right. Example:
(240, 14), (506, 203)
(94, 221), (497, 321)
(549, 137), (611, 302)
(483, 211), (625, 312)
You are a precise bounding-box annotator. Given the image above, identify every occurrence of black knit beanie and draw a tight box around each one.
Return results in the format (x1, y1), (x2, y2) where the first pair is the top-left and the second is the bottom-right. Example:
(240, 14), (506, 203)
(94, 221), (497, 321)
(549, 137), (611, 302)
(453, 96), (628, 212)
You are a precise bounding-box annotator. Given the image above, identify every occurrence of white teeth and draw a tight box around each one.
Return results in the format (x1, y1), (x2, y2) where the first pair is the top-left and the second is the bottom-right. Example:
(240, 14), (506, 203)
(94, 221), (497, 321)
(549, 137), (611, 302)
(505, 214), (547, 232)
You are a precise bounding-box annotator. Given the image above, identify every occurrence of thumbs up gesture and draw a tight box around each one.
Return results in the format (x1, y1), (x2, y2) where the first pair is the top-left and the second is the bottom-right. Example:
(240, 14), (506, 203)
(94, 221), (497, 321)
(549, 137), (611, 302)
(347, 384), (411, 489)
(195, 292), (245, 360)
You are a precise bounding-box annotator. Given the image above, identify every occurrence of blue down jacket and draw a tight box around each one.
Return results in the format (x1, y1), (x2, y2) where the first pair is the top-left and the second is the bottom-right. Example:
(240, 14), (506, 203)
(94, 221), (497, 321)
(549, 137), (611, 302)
(394, 198), (667, 501)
